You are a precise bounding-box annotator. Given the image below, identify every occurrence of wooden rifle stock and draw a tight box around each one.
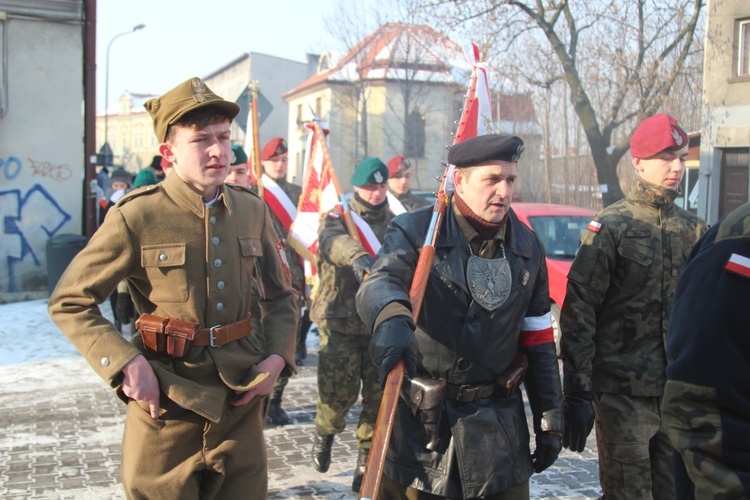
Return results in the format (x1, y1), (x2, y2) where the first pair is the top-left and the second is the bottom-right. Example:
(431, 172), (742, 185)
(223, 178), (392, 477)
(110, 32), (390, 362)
(248, 81), (263, 199)
(358, 194), (446, 500)
(359, 42), (485, 499)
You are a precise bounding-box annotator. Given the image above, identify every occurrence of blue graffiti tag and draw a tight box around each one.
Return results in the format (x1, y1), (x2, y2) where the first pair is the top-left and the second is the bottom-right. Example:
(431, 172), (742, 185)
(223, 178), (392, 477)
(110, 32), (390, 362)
(0, 156), (23, 180)
(1, 183), (72, 292)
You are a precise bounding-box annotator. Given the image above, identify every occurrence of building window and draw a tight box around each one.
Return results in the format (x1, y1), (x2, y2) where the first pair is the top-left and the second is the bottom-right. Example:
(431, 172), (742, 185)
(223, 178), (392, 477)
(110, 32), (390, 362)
(296, 104), (303, 125)
(405, 109), (426, 159)
(315, 97), (322, 118)
(738, 18), (750, 76)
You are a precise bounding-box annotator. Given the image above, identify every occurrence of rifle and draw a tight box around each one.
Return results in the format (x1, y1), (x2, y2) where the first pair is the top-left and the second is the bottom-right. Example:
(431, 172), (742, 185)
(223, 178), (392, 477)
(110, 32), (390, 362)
(359, 44), (488, 500)
(308, 112), (361, 243)
(248, 81), (264, 199)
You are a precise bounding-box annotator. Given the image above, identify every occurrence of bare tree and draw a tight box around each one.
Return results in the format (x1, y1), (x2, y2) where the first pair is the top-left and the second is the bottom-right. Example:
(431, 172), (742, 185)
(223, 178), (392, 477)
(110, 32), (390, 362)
(417, 0), (704, 206)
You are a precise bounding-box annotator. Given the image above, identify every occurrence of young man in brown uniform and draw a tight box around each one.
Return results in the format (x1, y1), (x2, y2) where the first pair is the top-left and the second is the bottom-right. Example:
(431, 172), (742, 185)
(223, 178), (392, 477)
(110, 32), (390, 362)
(48, 77), (298, 499)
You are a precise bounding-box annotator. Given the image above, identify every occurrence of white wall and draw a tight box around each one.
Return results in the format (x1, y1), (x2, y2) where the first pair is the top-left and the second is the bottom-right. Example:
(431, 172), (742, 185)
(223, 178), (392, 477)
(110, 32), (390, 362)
(0, 10), (84, 297)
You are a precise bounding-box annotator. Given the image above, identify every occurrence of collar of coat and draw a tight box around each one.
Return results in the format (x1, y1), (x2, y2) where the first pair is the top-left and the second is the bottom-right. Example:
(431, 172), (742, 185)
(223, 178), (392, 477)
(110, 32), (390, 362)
(629, 175), (679, 209)
(162, 171), (239, 218)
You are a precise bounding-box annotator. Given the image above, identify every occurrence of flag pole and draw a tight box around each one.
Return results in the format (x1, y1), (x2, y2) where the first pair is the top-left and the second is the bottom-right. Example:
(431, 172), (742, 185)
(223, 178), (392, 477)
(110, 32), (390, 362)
(308, 110), (361, 243)
(358, 43), (486, 500)
(248, 81), (264, 199)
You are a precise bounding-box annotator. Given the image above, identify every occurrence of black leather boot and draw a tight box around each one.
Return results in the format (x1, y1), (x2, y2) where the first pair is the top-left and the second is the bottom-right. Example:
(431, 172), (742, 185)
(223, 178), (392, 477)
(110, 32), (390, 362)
(351, 448), (369, 492)
(312, 433), (334, 472)
(267, 399), (290, 426)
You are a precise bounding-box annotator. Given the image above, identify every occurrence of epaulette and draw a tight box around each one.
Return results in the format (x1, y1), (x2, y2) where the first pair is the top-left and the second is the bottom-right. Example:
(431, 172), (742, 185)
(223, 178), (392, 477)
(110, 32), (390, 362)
(225, 183), (261, 200)
(115, 184), (160, 207)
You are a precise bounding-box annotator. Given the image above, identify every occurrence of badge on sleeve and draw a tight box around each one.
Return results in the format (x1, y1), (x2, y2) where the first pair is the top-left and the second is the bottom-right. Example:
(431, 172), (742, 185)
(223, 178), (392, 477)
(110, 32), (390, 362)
(725, 253), (750, 279)
(276, 240), (292, 284)
(586, 220), (602, 233)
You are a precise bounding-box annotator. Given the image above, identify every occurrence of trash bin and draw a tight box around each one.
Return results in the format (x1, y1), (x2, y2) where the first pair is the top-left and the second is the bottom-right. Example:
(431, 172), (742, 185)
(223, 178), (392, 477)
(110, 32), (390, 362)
(46, 233), (88, 296)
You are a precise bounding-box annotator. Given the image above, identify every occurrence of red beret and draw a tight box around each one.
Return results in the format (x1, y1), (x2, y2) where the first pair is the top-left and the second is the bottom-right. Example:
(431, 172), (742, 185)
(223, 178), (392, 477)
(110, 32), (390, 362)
(260, 137), (288, 161)
(387, 156), (412, 176)
(630, 114), (688, 159)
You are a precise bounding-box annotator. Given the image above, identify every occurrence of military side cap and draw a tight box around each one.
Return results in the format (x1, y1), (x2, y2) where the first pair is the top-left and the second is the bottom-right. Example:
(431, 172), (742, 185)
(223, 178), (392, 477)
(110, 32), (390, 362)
(261, 137), (288, 160)
(351, 157), (388, 187)
(144, 77), (240, 142)
(387, 155), (412, 176)
(231, 145), (248, 165)
(447, 134), (526, 167)
(630, 113), (688, 159)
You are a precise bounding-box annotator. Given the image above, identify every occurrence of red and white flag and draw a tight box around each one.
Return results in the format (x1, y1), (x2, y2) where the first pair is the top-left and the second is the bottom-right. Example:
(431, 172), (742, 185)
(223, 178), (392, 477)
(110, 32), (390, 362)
(288, 124), (338, 264)
(386, 191), (407, 216)
(445, 43), (494, 193)
(262, 174), (297, 234)
(347, 207), (382, 257)
(725, 252), (750, 279)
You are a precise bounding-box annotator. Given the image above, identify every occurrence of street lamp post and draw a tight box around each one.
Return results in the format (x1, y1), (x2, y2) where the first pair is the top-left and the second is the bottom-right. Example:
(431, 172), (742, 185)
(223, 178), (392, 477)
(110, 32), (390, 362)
(103, 23), (145, 167)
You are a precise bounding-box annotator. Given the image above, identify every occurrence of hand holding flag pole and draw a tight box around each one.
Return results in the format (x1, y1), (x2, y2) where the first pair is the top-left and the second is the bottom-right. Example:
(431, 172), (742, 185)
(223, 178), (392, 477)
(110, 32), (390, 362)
(358, 42), (493, 500)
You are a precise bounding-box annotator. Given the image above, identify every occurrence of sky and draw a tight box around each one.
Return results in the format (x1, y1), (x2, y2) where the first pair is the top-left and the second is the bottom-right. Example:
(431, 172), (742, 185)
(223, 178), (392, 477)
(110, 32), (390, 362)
(96, 0), (348, 113)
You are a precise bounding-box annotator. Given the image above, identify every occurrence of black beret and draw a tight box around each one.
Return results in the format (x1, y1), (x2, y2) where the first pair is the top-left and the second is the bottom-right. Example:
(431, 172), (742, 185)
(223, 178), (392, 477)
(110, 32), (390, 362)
(447, 134), (526, 167)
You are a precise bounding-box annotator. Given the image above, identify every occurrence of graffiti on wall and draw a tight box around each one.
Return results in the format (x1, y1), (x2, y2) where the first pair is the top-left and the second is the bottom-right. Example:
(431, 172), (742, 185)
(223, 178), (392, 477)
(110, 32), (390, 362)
(1, 159), (73, 291)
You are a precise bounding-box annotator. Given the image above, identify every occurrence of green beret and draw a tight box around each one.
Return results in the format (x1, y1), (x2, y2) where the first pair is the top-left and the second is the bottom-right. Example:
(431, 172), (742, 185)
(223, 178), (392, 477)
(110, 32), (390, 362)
(231, 145), (248, 165)
(351, 157), (388, 187)
(144, 77), (240, 143)
(447, 134), (526, 167)
(133, 168), (159, 188)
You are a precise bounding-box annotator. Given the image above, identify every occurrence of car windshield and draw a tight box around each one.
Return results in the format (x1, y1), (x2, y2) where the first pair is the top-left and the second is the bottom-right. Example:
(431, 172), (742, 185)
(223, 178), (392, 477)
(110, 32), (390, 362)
(526, 215), (591, 259)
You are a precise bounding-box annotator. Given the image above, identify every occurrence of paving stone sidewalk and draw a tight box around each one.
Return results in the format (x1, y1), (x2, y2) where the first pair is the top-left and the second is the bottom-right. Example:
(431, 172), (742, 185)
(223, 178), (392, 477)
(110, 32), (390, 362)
(0, 345), (601, 499)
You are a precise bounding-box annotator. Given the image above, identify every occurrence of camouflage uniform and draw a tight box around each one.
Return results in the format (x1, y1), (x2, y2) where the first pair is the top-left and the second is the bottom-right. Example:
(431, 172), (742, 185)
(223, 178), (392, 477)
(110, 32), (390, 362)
(389, 188), (431, 212)
(311, 195), (393, 449)
(561, 175), (707, 499)
(662, 202), (750, 499)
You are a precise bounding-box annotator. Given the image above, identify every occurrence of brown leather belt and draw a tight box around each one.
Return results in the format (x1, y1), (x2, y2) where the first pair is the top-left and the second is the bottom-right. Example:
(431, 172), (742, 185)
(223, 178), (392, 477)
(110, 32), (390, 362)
(194, 317), (252, 347)
(444, 381), (497, 402)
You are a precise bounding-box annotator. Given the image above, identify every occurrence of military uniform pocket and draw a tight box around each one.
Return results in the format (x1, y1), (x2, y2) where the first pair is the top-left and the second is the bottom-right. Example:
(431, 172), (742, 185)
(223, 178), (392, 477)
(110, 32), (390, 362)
(614, 235), (654, 293)
(239, 236), (262, 293)
(141, 244), (188, 302)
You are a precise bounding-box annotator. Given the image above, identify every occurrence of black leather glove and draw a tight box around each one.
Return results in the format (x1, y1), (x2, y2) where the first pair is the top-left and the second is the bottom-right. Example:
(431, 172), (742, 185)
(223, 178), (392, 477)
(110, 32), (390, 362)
(532, 431), (562, 472)
(352, 254), (375, 283)
(369, 316), (417, 386)
(115, 292), (136, 325)
(563, 391), (595, 452)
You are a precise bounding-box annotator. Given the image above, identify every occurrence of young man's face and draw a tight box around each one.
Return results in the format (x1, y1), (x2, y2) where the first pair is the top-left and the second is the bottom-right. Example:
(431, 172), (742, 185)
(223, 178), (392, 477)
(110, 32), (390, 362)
(632, 144), (688, 190)
(225, 163), (250, 187)
(160, 120), (232, 199)
(262, 153), (289, 181)
(388, 168), (414, 196)
(453, 160), (517, 223)
(354, 183), (388, 206)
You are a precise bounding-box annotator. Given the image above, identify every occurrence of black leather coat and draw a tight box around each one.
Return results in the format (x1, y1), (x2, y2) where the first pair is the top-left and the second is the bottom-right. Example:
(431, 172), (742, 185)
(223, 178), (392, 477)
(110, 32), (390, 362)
(357, 199), (563, 497)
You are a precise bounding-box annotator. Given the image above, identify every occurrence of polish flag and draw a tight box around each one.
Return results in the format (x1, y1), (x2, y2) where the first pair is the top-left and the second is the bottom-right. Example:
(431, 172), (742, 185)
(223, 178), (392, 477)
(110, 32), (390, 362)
(288, 124), (338, 264)
(725, 253), (750, 279)
(346, 207), (382, 257)
(386, 191), (407, 216)
(444, 43), (494, 193)
(586, 220), (602, 233)
(261, 174), (297, 233)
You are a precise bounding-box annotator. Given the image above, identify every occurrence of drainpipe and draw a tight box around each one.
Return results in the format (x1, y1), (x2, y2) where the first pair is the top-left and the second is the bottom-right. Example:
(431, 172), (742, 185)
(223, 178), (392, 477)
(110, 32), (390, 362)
(83, 0), (97, 238)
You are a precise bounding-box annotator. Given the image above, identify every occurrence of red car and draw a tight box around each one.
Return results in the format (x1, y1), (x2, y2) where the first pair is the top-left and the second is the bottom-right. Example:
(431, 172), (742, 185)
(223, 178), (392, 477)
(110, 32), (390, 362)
(511, 202), (598, 355)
